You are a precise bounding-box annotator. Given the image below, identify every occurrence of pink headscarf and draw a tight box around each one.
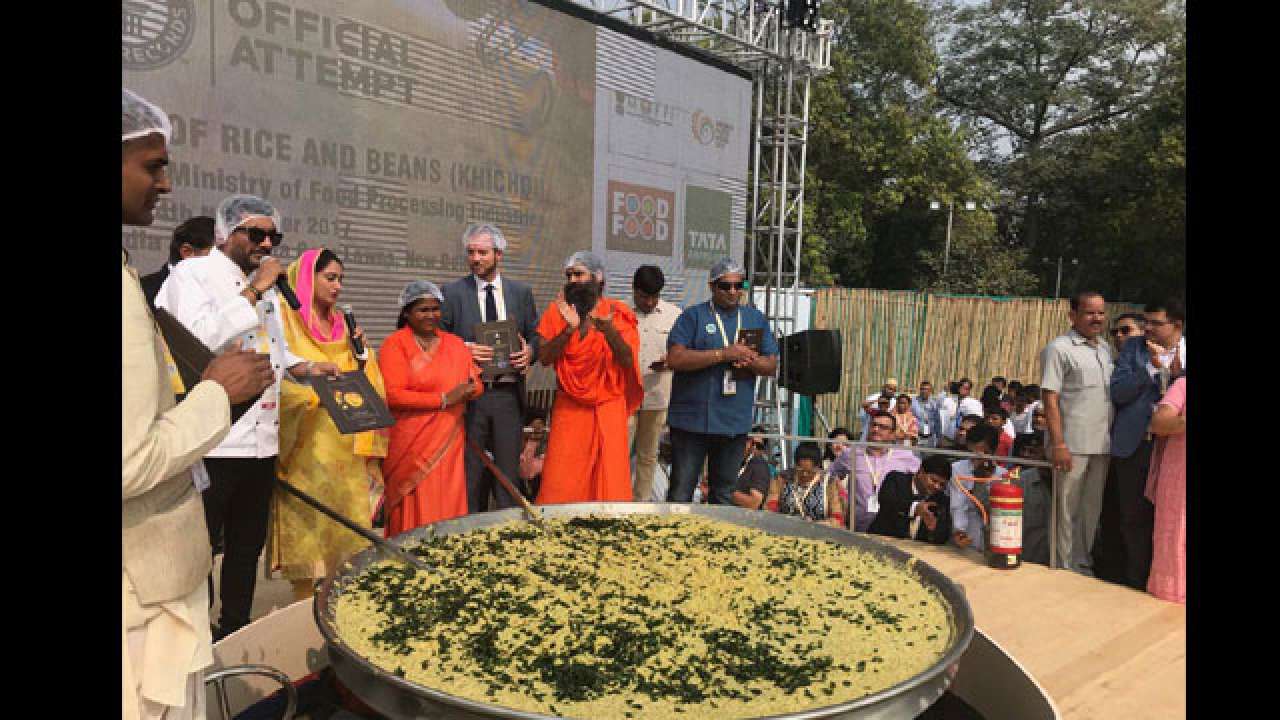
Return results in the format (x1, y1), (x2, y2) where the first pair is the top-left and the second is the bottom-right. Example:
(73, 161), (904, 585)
(290, 247), (347, 343)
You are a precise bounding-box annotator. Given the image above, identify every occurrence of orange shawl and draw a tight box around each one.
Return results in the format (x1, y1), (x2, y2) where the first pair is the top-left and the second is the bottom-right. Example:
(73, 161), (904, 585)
(535, 297), (642, 503)
(378, 326), (482, 534)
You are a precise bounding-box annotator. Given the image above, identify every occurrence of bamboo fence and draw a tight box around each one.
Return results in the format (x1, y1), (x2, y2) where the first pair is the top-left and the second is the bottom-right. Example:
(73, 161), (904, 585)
(812, 289), (1143, 432)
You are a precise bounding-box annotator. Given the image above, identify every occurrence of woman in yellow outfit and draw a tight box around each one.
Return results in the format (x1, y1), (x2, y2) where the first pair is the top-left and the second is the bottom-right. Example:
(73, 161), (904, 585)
(269, 247), (388, 601)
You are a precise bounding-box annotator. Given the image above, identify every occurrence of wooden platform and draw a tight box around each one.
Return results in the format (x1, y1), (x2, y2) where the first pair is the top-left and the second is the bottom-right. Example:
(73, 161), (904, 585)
(876, 538), (1186, 720)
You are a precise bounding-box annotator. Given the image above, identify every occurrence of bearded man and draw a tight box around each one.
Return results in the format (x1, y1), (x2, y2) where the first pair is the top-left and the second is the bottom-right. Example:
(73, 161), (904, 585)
(535, 251), (642, 503)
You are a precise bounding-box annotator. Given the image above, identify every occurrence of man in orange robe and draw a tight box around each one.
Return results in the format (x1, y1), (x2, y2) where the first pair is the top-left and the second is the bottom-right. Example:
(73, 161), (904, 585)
(536, 251), (643, 503)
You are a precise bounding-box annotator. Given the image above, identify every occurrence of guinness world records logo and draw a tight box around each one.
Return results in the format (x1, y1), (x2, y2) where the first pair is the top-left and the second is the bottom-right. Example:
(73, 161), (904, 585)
(122, 0), (196, 70)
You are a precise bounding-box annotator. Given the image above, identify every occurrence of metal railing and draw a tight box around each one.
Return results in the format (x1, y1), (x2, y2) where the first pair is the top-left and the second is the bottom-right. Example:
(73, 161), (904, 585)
(747, 434), (1060, 568)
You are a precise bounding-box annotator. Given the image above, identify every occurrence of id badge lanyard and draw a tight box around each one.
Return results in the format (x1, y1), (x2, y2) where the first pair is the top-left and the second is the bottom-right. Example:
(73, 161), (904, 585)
(861, 451), (887, 515)
(711, 302), (741, 396)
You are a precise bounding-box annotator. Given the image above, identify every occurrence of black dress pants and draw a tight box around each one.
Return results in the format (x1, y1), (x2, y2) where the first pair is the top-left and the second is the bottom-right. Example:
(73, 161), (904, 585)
(202, 456), (275, 636)
(463, 383), (527, 512)
(1093, 443), (1155, 590)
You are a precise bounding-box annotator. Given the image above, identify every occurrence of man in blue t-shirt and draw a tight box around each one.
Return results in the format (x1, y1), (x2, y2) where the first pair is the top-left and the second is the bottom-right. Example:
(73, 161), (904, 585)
(665, 258), (779, 504)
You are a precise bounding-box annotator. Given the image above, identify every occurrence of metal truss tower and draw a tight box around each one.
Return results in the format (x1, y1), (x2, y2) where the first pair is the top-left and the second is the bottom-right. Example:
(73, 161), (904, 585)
(574, 0), (832, 467)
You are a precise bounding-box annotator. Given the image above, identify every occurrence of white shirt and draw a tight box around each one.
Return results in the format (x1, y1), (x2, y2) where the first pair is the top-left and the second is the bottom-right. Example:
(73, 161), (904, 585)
(1016, 400), (1042, 433)
(942, 396), (983, 439)
(939, 396), (958, 440)
(156, 247), (302, 459)
(1147, 336), (1186, 379)
(632, 299), (681, 411)
(475, 273), (507, 323)
(958, 396), (984, 420)
(948, 459), (1007, 553)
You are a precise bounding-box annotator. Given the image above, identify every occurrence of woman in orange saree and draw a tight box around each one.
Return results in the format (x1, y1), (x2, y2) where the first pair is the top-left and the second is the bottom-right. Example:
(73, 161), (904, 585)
(378, 280), (483, 536)
(535, 252), (643, 504)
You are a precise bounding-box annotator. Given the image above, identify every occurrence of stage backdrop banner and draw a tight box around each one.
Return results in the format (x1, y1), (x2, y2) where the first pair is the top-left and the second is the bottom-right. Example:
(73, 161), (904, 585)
(124, 0), (750, 343)
(592, 26), (752, 307)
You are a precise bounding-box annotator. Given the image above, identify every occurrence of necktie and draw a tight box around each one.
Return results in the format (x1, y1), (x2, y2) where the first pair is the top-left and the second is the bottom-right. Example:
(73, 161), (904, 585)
(484, 283), (498, 323)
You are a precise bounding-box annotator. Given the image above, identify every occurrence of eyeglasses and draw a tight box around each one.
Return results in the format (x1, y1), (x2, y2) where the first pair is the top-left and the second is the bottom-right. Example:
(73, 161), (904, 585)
(714, 281), (746, 291)
(240, 227), (283, 245)
(871, 422), (894, 431)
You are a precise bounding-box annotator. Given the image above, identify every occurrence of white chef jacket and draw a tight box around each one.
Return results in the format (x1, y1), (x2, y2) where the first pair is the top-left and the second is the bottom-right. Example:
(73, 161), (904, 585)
(155, 247), (302, 459)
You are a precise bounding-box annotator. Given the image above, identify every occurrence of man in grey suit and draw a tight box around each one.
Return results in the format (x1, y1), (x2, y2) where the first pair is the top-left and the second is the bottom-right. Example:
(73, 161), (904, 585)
(441, 224), (540, 511)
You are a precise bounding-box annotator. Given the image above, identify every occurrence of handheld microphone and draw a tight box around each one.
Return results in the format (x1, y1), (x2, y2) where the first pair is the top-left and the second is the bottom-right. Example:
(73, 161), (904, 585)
(341, 304), (364, 356)
(274, 274), (301, 310)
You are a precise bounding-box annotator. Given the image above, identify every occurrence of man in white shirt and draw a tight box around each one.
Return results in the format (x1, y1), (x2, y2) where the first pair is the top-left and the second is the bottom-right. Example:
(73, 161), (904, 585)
(949, 423), (1007, 553)
(628, 265), (680, 503)
(942, 377), (984, 442)
(123, 89), (274, 720)
(1016, 384), (1043, 433)
(1143, 301), (1186, 386)
(156, 193), (340, 639)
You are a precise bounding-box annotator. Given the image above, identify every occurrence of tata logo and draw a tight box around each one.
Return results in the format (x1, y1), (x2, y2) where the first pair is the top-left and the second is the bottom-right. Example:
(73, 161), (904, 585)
(122, 0), (196, 71)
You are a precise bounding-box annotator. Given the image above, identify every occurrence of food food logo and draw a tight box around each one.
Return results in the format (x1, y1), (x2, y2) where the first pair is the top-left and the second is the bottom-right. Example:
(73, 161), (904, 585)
(605, 180), (674, 256)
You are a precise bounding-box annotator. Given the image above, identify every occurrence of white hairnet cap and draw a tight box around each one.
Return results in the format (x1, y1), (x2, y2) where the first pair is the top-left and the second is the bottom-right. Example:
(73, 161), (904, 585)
(461, 223), (508, 252)
(214, 194), (283, 244)
(564, 251), (605, 276)
(122, 88), (171, 144)
(709, 257), (747, 282)
(400, 280), (444, 309)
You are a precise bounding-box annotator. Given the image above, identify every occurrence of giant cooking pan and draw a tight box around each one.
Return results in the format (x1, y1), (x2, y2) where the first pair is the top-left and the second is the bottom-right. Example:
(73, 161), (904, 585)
(314, 503), (975, 719)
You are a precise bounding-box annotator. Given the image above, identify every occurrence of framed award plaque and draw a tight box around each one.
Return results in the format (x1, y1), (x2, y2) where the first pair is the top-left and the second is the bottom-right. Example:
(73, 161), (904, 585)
(310, 371), (395, 434)
(474, 320), (520, 380)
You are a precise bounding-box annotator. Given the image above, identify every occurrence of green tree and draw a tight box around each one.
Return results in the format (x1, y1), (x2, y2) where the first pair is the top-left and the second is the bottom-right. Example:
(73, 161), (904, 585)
(914, 202), (1040, 295)
(1027, 33), (1184, 301)
(803, 0), (988, 288)
(935, 0), (1184, 267)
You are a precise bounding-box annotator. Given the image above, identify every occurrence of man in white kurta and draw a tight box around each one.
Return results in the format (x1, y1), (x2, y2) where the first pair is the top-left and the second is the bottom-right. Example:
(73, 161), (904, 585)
(123, 89), (273, 720)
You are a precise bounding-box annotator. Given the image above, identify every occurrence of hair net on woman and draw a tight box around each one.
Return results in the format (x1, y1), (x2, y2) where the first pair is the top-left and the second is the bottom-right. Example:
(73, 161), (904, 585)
(709, 257), (747, 282)
(399, 280), (444, 309)
(122, 88), (171, 144)
(563, 250), (605, 277)
(214, 194), (283, 245)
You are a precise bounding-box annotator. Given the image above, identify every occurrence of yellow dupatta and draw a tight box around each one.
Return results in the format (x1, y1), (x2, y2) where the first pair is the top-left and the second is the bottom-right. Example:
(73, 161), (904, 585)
(277, 252), (389, 469)
(270, 249), (389, 579)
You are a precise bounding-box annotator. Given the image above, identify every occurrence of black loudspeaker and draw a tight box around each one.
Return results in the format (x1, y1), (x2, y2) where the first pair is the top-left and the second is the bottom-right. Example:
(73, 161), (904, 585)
(780, 329), (842, 395)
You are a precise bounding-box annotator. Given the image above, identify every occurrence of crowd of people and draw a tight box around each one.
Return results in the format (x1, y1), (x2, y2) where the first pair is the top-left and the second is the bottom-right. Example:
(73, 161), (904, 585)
(718, 294), (1185, 609)
(123, 88), (1186, 720)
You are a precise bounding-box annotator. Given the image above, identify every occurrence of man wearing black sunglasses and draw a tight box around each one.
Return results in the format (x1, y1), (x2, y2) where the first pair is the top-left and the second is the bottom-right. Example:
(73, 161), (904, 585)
(1108, 313), (1145, 354)
(157, 193), (338, 640)
(664, 257), (779, 505)
(1096, 299), (1184, 590)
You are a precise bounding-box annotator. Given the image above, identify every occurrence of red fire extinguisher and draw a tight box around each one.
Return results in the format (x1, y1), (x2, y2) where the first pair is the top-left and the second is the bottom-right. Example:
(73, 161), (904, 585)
(988, 467), (1023, 569)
